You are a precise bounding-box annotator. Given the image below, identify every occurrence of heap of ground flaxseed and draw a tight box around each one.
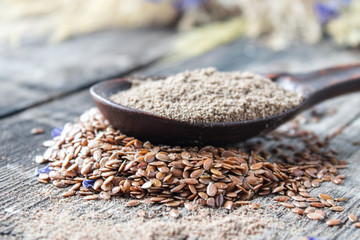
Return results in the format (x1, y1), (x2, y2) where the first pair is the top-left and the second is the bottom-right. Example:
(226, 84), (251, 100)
(110, 68), (303, 123)
(35, 108), (355, 225)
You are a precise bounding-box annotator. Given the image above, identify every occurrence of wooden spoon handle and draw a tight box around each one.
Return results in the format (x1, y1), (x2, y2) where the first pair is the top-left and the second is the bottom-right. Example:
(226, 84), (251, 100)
(274, 63), (360, 109)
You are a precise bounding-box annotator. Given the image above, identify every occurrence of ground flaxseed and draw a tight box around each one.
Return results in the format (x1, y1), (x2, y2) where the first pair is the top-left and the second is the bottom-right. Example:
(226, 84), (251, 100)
(110, 68), (303, 123)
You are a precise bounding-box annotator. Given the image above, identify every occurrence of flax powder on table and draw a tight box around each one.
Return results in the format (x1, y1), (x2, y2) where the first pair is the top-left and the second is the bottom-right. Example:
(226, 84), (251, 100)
(110, 68), (303, 123)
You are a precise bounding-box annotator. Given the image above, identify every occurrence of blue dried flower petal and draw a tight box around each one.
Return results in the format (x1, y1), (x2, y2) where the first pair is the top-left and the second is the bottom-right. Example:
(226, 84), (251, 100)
(307, 237), (324, 240)
(83, 179), (97, 188)
(314, 0), (351, 24)
(36, 164), (51, 176)
(145, 0), (208, 13)
(172, 0), (207, 12)
(51, 127), (63, 138)
(315, 3), (338, 24)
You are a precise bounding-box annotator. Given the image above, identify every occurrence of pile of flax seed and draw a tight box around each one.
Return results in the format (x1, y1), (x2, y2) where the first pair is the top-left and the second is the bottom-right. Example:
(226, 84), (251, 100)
(35, 108), (360, 227)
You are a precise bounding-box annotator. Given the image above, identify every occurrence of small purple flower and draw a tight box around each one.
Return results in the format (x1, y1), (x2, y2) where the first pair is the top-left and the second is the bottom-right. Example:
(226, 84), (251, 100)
(172, 0), (208, 12)
(36, 164), (51, 176)
(144, 0), (208, 13)
(315, 3), (338, 24)
(314, 0), (352, 24)
(82, 179), (97, 188)
(51, 127), (63, 138)
(307, 237), (324, 240)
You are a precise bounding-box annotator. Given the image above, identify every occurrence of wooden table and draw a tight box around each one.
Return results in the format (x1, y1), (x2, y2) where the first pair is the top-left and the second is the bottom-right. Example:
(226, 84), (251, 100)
(1, 29), (360, 240)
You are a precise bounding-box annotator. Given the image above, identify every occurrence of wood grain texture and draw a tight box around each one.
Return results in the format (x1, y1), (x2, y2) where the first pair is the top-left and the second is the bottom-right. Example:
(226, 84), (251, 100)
(1, 39), (360, 239)
(142, 40), (360, 75)
(0, 91), (359, 240)
(0, 29), (174, 118)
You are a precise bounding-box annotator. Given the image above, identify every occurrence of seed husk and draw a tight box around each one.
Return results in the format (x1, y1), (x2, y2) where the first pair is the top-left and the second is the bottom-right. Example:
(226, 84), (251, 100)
(274, 196), (289, 202)
(207, 183), (217, 197)
(293, 201), (307, 208)
(292, 208), (304, 215)
(282, 202), (295, 208)
(190, 169), (204, 179)
(125, 200), (140, 207)
(304, 207), (316, 214)
(207, 198), (215, 208)
(326, 219), (341, 226)
(292, 196), (307, 202)
(307, 212), (324, 220)
(137, 210), (146, 217)
(354, 222), (360, 228)
(210, 169), (222, 176)
(315, 210), (326, 218)
(185, 202), (196, 211)
(309, 202), (325, 208)
(250, 203), (261, 209)
(336, 198), (346, 202)
(166, 201), (181, 207)
(235, 201), (251, 205)
(332, 178), (342, 185)
(62, 189), (75, 197)
(203, 158), (213, 171)
(170, 209), (180, 218)
(348, 214), (357, 222)
(83, 195), (98, 201)
(330, 206), (344, 212)
(224, 201), (234, 210)
(319, 193), (332, 200)
(35, 155), (46, 164)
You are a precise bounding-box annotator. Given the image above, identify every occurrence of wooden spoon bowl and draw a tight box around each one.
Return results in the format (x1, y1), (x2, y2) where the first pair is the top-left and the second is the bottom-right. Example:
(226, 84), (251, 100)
(90, 63), (360, 145)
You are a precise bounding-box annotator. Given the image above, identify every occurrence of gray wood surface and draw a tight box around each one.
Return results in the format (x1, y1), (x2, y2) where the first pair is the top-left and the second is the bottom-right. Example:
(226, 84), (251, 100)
(0, 29), (174, 118)
(1, 32), (360, 240)
(142, 40), (360, 75)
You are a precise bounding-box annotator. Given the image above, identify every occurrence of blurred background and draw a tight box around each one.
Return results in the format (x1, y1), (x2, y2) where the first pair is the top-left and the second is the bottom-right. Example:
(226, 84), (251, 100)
(2, 0), (360, 51)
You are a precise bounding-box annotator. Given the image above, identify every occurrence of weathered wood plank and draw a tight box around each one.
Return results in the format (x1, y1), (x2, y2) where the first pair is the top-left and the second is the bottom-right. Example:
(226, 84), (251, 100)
(0, 29), (174, 118)
(0, 91), (359, 239)
(1, 41), (360, 239)
(142, 40), (360, 75)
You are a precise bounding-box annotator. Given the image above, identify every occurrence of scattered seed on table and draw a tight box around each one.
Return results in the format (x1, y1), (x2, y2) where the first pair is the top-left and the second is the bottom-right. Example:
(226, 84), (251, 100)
(326, 219), (341, 226)
(170, 209), (180, 218)
(292, 208), (304, 215)
(348, 214), (357, 222)
(83, 195), (98, 201)
(354, 222), (360, 228)
(224, 201), (234, 210)
(137, 210), (146, 217)
(319, 193), (332, 200)
(35, 155), (46, 164)
(332, 178), (342, 185)
(185, 202), (196, 211)
(274, 196), (289, 202)
(307, 212), (325, 220)
(330, 206), (344, 212)
(304, 207), (316, 214)
(282, 202), (295, 208)
(62, 189), (75, 197)
(125, 200), (140, 207)
(31, 127), (44, 135)
(315, 210), (326, 218)
(336, 198), (346, 202)
(250, 203), (262, 209)
(309, 202), (325, 208)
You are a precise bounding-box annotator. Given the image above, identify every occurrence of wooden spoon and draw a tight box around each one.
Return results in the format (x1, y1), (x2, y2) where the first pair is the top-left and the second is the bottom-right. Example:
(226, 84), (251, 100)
(90, 63), (360, 145)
